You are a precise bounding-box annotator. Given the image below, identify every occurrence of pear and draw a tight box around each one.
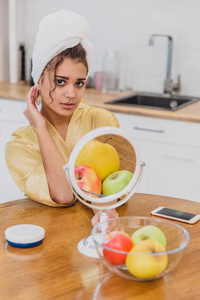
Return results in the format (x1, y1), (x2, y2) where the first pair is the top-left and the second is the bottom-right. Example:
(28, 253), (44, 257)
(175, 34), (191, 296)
(75, 139), (120, 181)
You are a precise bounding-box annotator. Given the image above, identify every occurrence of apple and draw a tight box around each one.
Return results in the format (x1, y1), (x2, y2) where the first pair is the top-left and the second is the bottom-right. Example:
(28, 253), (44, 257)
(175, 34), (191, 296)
(102, 170), (133, 195)
(74, 165), (101, 196)
(103, 231), (133, 265)
(75, 139), (120, 181)
(126, 240), (168, 279)
(131, 225), (167, 249)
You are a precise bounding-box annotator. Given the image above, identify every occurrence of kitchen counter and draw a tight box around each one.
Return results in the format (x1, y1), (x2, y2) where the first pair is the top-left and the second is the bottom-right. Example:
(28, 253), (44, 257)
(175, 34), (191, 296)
(1, 81), (200, 123)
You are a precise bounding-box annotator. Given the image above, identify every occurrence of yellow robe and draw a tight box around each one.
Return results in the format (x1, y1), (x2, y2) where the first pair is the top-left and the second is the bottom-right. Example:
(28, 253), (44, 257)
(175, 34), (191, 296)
(4, 100), (119, 207)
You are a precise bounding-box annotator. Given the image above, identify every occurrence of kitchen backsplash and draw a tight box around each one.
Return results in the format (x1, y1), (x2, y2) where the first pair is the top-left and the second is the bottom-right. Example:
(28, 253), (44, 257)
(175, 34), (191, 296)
(1, 0), (200, 96)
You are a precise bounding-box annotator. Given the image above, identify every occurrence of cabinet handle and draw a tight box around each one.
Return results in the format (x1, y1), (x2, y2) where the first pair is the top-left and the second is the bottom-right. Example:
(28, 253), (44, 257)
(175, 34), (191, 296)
(133, 126), (165, 133)
(163, 154), (194, 162)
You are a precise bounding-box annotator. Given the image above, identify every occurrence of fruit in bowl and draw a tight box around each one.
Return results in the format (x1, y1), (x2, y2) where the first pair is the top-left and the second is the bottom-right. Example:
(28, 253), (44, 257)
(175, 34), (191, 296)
(131, 225), (167, 248)
(126, 240), (168, 279)
(75, 165), (101, 196)
(92, 216), (190, 281)
(75, 139), (120, 181)
(103, 231), (133, 265)
(102, 170), (133, 195)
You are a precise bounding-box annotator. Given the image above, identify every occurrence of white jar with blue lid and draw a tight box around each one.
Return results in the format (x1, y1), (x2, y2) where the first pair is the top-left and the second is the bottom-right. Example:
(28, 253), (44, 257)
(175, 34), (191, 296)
(5, 224), (45, 248)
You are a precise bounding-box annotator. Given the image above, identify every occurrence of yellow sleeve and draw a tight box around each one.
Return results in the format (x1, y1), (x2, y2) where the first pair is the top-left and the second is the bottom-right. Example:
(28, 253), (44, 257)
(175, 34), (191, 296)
(4, 128), (75, 207)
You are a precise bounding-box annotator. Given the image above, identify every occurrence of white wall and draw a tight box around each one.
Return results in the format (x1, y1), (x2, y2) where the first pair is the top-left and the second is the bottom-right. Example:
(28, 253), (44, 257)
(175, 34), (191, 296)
(2, 0), (200, 96)
(0, 0), (8, 81)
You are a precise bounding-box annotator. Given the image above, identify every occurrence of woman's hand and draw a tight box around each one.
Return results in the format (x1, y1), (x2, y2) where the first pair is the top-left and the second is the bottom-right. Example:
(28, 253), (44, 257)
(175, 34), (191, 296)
(24, 87), (46, 130)
(91, 208), (119, 227)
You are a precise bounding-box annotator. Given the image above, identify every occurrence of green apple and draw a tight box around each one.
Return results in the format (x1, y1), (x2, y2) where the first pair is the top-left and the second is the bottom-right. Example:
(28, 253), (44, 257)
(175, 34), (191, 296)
(126, 240), (168, 279)
(131, 225), (167, 249)
(102, 170), (133, 195)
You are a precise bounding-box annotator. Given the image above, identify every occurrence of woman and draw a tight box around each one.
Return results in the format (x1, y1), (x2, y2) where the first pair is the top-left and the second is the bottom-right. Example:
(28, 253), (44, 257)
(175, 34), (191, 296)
(5, 10), (119, 225)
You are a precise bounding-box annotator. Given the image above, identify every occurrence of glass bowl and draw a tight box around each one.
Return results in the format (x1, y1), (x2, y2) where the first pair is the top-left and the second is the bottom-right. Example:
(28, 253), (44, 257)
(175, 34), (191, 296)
(91, 216), (190, 281)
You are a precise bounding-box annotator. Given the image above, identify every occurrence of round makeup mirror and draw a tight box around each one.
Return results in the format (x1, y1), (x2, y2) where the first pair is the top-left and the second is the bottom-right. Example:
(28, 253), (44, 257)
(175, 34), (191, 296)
(63, 127), (145, 258)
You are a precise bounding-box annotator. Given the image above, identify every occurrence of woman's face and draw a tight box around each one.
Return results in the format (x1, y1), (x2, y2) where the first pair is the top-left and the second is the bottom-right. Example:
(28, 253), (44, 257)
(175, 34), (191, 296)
(39, 58), (87, 121)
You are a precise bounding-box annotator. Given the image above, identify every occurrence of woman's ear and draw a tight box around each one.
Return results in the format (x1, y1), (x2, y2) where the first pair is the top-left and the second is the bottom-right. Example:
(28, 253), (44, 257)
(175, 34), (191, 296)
(36, 79), (42, 104)
(36, 81), (40, 91)
(37, 77), (42, 91)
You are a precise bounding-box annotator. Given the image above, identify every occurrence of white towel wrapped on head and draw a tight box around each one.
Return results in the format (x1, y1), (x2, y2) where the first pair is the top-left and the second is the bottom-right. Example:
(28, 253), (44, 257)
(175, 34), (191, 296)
(31, 10), (94, 84)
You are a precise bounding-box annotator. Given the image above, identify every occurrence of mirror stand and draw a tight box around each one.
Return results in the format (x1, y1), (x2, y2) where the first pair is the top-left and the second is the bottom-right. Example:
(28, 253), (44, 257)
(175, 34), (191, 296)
(63, 127), (144, 259)
(78, 209), (108, 258)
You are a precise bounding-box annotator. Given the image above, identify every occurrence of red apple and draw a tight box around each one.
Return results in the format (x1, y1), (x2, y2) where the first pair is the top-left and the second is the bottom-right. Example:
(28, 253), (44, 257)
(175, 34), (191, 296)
(75, 165), (101, 196)
(103, 231), (133, 265)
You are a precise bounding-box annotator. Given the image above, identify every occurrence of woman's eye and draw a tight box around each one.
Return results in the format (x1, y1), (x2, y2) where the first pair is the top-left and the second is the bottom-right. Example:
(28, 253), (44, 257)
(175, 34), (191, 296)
(76, 81), (84, 87)
(57, 79), (65, 86)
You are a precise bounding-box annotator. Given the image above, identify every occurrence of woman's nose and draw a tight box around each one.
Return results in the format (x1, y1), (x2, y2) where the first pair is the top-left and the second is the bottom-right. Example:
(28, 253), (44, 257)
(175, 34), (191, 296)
(65, 84), (76, 98)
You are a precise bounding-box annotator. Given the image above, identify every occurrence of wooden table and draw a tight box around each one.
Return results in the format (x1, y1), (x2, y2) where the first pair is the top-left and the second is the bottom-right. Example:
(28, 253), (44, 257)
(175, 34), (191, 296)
(0, 193), (200, 300)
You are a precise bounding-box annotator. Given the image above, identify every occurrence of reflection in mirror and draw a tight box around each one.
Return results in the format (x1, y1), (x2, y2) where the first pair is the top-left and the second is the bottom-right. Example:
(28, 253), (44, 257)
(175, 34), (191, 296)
(74, 133), (137, 206)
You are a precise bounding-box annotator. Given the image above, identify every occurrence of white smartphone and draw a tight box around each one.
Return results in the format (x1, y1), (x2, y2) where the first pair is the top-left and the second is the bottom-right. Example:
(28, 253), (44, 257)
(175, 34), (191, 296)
(151, 207), (200, 224)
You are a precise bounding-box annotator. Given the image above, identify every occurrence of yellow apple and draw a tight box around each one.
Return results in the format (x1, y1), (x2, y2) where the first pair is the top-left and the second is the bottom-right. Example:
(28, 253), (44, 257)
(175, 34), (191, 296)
(75, 139), (120, 181)
(126, 240), (168, 279)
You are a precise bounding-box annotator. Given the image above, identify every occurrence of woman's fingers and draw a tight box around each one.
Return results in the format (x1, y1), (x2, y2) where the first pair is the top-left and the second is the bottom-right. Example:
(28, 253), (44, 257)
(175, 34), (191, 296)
(91, 211), (101, 227)
(27, 87), (38, 107)
(27, 86), (34, 100)
(108, 209), (119, 219)
(23, 86), (45, 129)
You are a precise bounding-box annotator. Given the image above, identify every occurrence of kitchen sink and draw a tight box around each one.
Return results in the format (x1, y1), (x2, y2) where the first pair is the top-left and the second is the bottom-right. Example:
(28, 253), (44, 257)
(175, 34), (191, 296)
(105, 93), (199, 111)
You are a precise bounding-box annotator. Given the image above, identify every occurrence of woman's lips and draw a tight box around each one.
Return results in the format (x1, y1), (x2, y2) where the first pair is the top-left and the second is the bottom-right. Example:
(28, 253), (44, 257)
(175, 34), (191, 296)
(61, 103), (75, 110)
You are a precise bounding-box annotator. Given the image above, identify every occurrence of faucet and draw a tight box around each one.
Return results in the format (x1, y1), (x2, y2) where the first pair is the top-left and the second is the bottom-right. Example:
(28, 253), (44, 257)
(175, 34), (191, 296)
(149, 34), (181, 94)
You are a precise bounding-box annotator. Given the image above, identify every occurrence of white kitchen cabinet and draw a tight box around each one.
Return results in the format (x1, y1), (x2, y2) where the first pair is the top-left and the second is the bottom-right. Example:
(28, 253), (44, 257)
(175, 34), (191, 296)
(147, 142), (200, 201)
(115, 112), (200, 202)
(0, 99), (28, 204)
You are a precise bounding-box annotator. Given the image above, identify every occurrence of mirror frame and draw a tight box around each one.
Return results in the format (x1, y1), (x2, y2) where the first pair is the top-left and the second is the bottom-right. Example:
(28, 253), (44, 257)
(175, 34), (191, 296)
(63, 126), (143, 210)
